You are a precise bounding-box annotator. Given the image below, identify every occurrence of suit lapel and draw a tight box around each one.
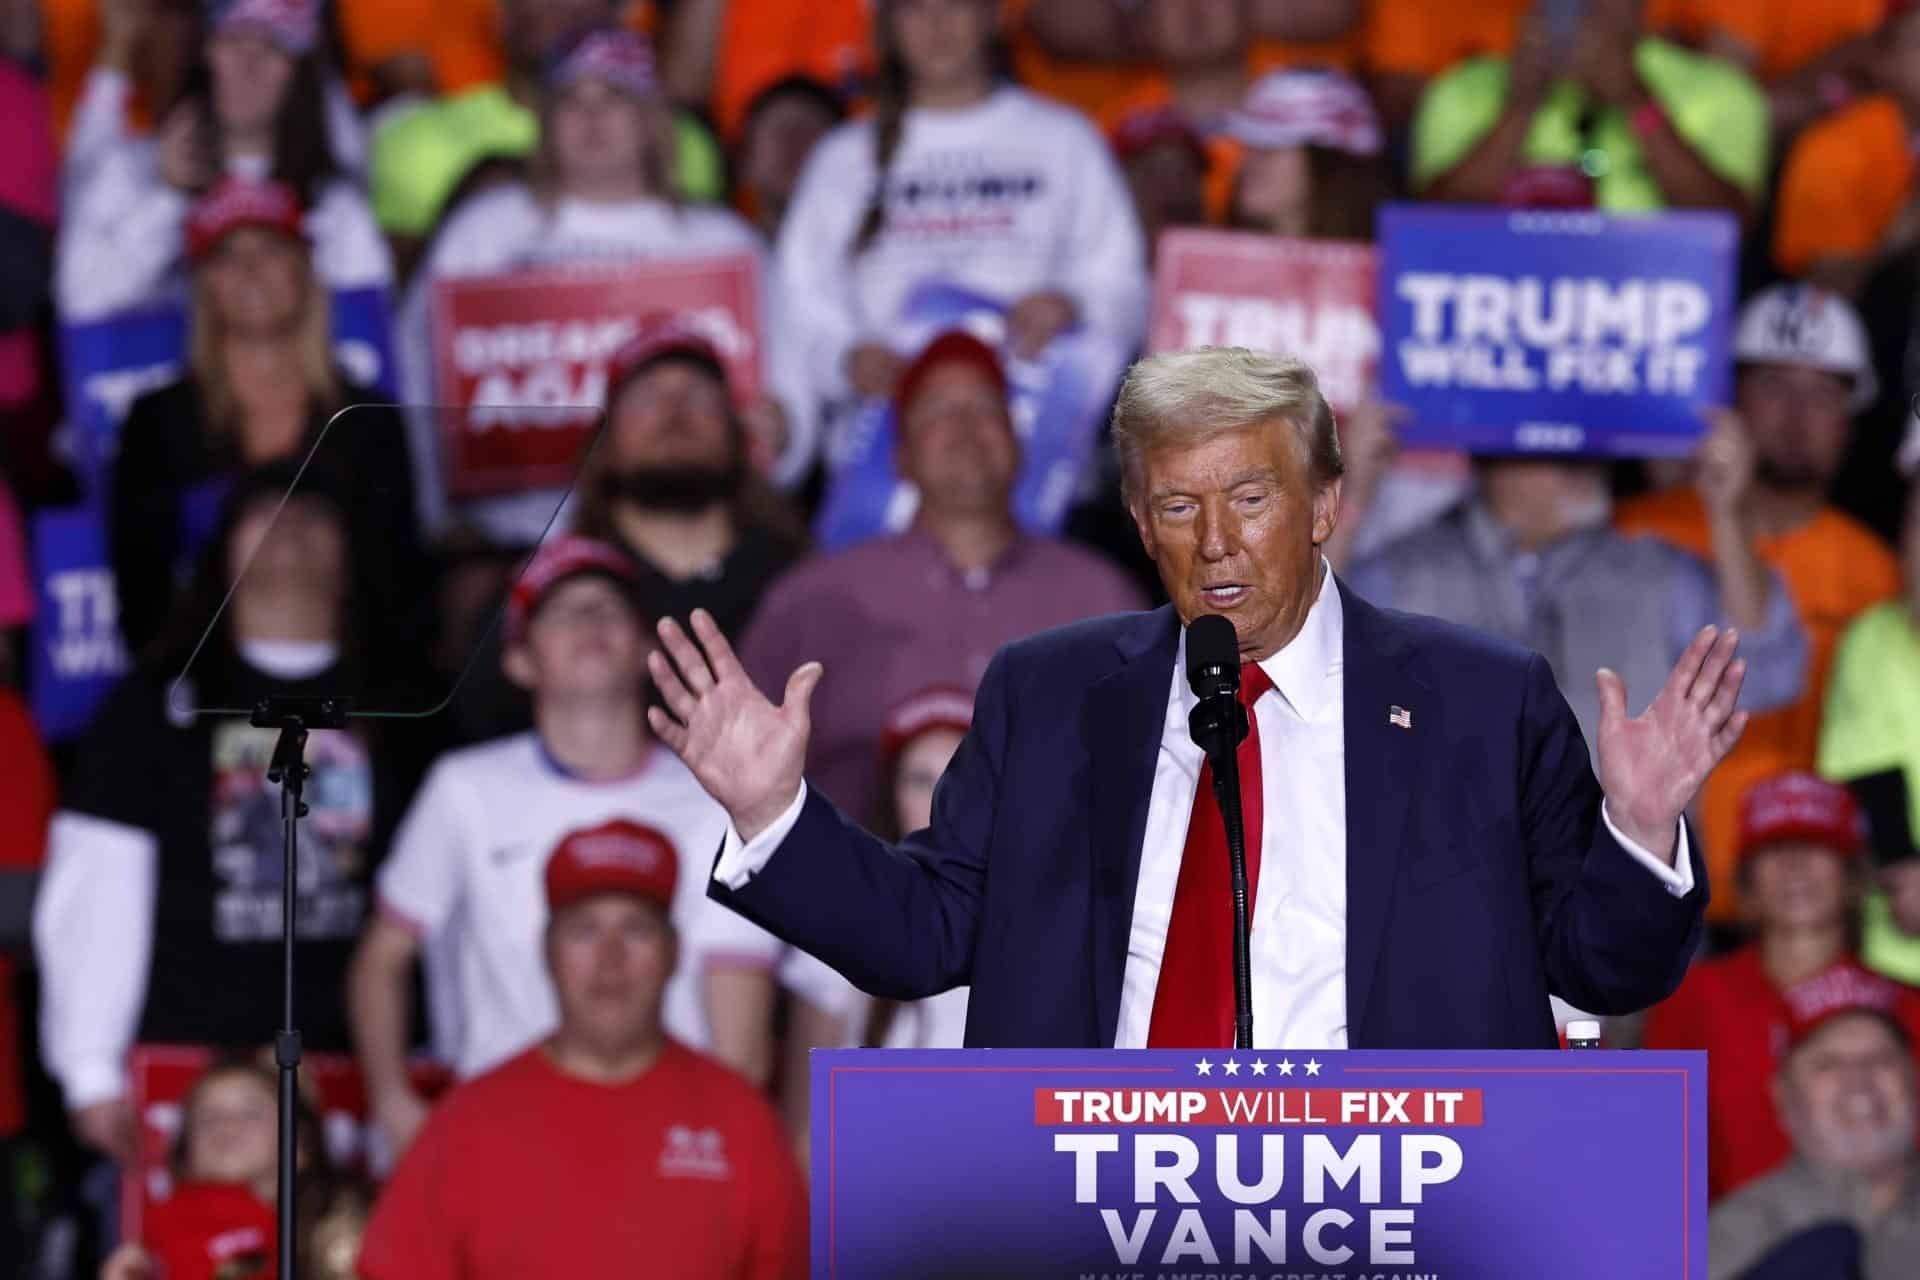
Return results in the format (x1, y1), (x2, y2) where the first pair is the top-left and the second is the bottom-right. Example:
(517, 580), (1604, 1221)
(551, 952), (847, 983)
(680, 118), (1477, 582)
(1088, 606), (1180, 1045)
(1340, 581), (1426, 1045)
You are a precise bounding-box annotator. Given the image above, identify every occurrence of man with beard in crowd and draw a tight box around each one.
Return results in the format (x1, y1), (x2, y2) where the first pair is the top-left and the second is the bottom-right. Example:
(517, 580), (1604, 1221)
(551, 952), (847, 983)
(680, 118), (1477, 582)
(573, 315), (804, 642)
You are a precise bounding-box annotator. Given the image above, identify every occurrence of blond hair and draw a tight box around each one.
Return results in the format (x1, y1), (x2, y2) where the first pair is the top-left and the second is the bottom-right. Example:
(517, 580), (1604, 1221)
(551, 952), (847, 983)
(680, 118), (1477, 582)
(187, 257), (340, 438)
(1109, 346), (1343, 500)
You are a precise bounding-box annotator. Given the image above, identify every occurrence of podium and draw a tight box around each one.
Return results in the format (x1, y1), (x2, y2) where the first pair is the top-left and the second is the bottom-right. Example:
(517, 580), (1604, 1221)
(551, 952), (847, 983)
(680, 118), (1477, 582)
(812, 1048), (1707, 1278)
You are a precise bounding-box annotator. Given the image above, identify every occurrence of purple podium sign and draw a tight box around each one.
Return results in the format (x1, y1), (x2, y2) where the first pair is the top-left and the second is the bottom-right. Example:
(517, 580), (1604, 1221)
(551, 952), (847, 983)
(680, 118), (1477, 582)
(812, 1049), (1707, 1279)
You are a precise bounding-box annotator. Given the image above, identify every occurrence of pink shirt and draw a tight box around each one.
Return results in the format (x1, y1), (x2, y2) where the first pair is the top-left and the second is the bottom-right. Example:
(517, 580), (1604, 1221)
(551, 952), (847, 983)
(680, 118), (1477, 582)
(0, 482), (31, 628)
(740, 528), (1147, 824)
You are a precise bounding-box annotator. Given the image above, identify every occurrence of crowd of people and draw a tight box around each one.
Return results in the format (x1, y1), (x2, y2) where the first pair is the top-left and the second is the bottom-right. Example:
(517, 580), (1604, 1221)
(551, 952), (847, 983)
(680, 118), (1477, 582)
(2, 0), (1920, 1275)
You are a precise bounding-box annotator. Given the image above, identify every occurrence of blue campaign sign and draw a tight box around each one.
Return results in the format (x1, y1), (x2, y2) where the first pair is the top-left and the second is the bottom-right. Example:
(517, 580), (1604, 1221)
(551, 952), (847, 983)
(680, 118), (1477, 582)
(1378, 205), (1737, 457)
(27, 504), (130, 741)
(57, 287), (398, 501)
(814, 1048), (1707, 1278)
(813, 281), (1132, 551)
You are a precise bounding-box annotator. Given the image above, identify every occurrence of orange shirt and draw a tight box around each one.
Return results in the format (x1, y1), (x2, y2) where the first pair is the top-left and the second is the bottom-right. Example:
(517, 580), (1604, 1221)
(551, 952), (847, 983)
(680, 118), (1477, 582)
(1772, 95), (1915, 276)
(1364, 0), (1528, 79)
(1616, 488), (1901, 921)
(1651, 0), (1880, 81)
(712, 0), (873, 140)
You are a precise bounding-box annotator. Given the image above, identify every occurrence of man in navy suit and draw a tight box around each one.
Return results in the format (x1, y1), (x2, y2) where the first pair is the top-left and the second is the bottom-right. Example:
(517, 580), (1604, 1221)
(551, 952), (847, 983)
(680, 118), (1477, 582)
(647, 347), (1745, 1049)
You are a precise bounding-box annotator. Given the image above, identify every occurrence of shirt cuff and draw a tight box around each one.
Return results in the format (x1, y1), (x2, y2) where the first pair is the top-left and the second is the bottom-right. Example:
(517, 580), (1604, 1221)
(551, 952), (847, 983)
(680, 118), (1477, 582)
(1601, 801), (1695, 898)
(62, 1058), (127, 1111)
(712, 785), (808, 890)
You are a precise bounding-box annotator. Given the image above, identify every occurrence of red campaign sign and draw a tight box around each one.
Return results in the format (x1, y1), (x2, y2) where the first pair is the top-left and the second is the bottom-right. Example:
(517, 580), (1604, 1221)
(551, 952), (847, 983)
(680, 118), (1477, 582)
(122, 1044), (454, 1243)
(431, 254), (764, 499)
(1148, 228), (1379, 412)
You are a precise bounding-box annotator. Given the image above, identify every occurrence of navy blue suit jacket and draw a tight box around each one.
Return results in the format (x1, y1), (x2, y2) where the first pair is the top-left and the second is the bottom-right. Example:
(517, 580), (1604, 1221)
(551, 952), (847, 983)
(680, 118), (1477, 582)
(710, 579), (1709, 1048)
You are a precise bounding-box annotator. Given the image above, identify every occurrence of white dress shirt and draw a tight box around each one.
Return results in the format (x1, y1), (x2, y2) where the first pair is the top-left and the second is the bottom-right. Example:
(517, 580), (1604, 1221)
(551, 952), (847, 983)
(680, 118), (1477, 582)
(714, 561), (1695, 1047)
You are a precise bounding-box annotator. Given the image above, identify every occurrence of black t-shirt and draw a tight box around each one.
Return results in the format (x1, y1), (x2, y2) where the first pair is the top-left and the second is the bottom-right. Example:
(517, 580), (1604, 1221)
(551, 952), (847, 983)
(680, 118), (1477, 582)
(62, 653), (409, 1051)
(624, 522), (800, 640)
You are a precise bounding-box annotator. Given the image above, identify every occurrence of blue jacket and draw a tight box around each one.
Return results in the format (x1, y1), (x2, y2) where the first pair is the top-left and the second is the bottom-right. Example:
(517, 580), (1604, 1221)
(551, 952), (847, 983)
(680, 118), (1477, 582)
(710, 579), (1709, 1048)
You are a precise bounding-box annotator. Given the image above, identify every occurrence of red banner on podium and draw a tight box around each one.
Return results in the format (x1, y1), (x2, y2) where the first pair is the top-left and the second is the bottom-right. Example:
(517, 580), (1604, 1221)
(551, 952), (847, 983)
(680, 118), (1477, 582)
(430, 255), (764, 498)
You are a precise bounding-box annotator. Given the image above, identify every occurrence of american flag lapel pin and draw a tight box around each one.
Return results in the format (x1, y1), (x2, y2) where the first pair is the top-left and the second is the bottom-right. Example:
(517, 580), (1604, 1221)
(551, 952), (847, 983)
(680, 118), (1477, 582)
(1389, 705), (1412, 729)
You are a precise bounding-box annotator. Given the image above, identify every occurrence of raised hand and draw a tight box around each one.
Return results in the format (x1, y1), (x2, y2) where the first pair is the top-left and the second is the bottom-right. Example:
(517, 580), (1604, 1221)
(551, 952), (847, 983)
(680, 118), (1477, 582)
(646, 609), (822, 840)
(1595, 625), (1750, 862)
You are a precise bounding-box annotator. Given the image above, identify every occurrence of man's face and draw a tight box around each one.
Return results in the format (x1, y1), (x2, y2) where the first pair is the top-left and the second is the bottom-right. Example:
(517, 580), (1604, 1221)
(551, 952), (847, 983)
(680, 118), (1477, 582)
(1776, 1014), (1917, 1176)
(609, 360), (735, 473)
(1146, 0), (1248, 66)
(1745, 842), (1856, 932)
(897, 362), (1020, 518)
(507, 575), (648, 699)
(1735, 364), (1855, 495)
(1129, 420), (1340, 661)
(545, 894), (675, 1057)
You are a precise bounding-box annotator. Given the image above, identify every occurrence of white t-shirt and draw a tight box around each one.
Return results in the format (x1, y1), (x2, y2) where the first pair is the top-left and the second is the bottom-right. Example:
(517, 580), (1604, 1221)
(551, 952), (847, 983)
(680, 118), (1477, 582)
(773, 85), (1148, 430)
(377, 731), (817, 1078)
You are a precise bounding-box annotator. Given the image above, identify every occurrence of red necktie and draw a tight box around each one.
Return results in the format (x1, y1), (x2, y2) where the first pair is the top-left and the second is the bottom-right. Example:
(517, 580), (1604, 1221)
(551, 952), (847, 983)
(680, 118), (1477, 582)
(1147, 662), (1273, 1048)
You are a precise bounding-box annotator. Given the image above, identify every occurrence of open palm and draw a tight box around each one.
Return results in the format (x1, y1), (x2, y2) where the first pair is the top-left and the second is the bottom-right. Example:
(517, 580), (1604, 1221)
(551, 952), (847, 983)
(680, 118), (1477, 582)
(646, 610), (822, 840)
(1595, 625), (1749, 858)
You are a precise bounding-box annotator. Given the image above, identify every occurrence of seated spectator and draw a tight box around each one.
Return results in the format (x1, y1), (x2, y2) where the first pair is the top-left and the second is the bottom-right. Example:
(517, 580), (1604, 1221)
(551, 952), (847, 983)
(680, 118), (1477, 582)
(356, 819), (806, 1280)
(774, 0), (1148, 462)
(1341, 445), (1807, 766)
(1772, 5), (1920, 296)
(862, 686), (974, 1050)
(57, 0), (391, 322)
(1221, 68), (1386, 240)
(1411, 0), (1769, 216)
(396, 28), (790, 539)
(1110, 107), (1211, 263)
(33, 471), (413, 1172)
(1655, 0), (1882, 138)
(1708, 970), (1920, 1278)
(571, 317), (803, 640)
(368, 0), (723, 258)
(99, 1053), (366, 1280)
(1645, 774), (1920, 1199)
(740, 331), (1147, 828)
(733, 76), (846, 241)
(110, 178), (426, 662)
(1618, 285), (1900, 922)
(347, 537), (835, 1158)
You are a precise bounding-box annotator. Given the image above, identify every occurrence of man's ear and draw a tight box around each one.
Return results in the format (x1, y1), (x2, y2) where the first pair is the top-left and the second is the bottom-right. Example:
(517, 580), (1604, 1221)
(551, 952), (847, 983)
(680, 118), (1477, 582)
(502, 642), (536, 691)
(1311, 477), (1343, 547)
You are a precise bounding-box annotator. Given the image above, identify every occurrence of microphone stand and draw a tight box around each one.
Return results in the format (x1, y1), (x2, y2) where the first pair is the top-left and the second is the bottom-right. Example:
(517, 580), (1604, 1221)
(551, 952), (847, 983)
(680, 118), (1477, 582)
(249, 695), (351, 1280)
(1189, 694), (1255, 1050)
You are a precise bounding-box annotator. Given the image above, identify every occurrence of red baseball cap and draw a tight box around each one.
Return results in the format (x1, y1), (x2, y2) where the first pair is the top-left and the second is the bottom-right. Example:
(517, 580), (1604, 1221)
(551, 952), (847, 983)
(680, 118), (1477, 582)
(1737, 771), (1866, 866)
(1110, 105), (1207, 165)
(606, 313), (728, 402)
(186, 177), (305, 263)
(894, 330), (1008, 421)
(879, 685), (974, 765)
(545, 819), (680, 913)
(505, 535), (640, 641)
(1781, 961), (1913, 1052)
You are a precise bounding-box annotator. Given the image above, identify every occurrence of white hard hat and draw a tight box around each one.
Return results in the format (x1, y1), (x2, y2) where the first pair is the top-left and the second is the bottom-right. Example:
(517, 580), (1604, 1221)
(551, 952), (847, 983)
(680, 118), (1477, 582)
(1733, 284), (1878, 411)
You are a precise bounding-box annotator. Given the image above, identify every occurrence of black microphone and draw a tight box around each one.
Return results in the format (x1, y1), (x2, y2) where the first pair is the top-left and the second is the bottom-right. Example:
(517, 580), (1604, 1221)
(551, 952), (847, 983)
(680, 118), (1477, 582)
(1183, 613), (1256, 1050)
(1186, 613), (1248, 761)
